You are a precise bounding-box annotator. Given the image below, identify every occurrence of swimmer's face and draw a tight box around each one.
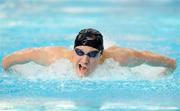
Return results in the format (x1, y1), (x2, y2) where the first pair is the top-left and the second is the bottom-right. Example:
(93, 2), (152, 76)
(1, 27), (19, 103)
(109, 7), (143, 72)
(72, 46), (101, 77)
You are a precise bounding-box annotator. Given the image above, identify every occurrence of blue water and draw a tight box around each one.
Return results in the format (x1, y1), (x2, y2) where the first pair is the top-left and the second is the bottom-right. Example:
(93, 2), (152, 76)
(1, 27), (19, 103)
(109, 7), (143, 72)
(0, 0), (180, 111)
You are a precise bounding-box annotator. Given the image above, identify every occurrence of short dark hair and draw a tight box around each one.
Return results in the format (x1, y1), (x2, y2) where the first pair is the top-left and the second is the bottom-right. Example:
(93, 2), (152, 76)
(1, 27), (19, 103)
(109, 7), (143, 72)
(74, 28), (104, 53)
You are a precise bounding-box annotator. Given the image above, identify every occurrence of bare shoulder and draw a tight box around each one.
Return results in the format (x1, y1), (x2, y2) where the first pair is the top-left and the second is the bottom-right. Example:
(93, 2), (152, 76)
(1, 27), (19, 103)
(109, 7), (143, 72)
(41, 46), (73, 58)
(41, 46), (70, 51)
(21, 46), (73, 62)
(101, 45), (127, 63)
(101, 45), (143, 65)
(37, 46), (71, 54)
(105, 45), (137, 52)
(104, 45), (133, 57)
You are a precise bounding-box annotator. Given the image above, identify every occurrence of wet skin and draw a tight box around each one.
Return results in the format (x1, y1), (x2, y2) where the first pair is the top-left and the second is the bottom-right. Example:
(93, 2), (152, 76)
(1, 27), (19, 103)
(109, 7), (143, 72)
(2, 46), (176, 77)
(72, 46), (101, 77)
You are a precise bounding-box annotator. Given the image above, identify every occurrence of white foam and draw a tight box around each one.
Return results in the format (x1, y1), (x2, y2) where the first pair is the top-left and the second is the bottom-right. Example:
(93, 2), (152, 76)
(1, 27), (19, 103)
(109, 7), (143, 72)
(10, 59), (78, 81)
(0, 97), (77, 110)
(100, 101), (179, 110)
(10, 58), (167, 81)
(88, 58), (133, 80)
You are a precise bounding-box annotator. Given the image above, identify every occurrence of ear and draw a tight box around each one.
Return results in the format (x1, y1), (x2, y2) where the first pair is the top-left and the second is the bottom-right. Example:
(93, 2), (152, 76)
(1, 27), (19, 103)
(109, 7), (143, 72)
(98, 55), (104, 64)
(98, 54), (102, 61)
(100, 54), (103, 59)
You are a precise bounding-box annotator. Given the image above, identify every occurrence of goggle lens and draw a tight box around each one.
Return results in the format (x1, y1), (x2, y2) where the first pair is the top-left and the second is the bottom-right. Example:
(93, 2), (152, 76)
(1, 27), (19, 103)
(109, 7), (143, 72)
(75, 48), (100, 58)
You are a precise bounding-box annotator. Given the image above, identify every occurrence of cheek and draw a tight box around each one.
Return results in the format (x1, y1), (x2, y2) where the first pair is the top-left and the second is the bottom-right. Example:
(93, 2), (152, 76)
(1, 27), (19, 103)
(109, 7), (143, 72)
(73, 55), (81, 67)
(76, 58), (81, 66)
(89, 59), (99, 69)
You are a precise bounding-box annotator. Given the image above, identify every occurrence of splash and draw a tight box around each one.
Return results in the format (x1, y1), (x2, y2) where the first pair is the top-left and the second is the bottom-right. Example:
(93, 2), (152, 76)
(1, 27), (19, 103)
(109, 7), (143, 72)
(9, 59), (77, 81)
(9, 58), (167, 81)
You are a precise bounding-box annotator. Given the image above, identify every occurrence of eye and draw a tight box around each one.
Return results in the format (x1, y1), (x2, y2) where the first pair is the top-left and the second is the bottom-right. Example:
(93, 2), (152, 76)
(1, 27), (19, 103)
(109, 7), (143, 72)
(88, 51), (99, 57)
(75, 49), (84, 56)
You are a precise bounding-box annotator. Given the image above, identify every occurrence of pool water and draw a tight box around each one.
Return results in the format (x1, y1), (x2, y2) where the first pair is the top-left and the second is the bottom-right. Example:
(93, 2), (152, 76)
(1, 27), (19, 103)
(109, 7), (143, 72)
(0, 0), (180, 111)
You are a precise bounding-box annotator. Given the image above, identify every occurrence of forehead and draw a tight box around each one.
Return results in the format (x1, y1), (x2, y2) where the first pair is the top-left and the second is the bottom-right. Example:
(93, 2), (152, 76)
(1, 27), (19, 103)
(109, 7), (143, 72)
(75, 46), (99, 52)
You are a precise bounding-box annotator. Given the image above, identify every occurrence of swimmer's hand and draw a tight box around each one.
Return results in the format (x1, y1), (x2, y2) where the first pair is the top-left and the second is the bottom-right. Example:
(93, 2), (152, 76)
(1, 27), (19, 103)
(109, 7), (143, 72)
(159, 59), (176, 75)
(142, 51), (176, 74)
(2, 48), (37, 71)
(2, 55), (15, 71)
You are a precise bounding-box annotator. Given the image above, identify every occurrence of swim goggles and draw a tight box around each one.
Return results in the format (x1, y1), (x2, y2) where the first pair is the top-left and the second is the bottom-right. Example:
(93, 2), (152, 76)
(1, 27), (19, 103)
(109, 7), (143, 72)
(75, 48), (101, 58)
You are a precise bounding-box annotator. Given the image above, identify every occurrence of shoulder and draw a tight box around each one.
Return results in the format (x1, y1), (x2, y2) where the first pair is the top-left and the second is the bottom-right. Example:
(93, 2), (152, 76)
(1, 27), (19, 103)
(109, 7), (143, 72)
(103, 45), (125, 56)
(105, 45), (135, 52)
(38, 46), (71, 54)
(44, 46), (73, 56)
(42, 46), (70, 51)
(34, 46), (73, 60)
(100, 45), (122, 63)
(100, 45), (142, 64)
(105, 45), (142, 56)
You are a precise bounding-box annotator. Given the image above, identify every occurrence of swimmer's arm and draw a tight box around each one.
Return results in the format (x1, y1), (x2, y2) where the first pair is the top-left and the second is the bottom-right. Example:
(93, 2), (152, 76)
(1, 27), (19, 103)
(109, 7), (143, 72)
(104, 46), (176, 74)
(2, 46), (66, 70)
(142, 51), (176, 74)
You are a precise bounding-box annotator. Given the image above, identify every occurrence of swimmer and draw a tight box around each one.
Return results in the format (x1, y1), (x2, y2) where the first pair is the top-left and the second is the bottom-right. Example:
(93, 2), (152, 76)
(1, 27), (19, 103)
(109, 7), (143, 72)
(2, 28), (176, 77)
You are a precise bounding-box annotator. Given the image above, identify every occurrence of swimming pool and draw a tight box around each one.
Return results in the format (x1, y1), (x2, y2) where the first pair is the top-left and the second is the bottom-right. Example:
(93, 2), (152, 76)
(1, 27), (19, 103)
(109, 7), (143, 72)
(0, 0), (180, 110)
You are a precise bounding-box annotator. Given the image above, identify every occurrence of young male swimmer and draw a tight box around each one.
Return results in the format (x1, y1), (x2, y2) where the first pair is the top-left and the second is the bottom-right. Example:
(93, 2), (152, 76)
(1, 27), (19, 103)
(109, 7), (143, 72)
(2, 28), (176, 77)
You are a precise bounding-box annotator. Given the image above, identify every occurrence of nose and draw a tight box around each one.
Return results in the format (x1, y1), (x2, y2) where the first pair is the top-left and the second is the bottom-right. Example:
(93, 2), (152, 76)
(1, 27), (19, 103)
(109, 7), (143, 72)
(81, 55), (89, 65)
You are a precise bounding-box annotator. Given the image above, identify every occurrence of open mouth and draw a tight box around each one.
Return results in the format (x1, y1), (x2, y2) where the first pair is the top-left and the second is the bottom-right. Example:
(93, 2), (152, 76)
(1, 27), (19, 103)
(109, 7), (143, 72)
(78, 64), (88, 73)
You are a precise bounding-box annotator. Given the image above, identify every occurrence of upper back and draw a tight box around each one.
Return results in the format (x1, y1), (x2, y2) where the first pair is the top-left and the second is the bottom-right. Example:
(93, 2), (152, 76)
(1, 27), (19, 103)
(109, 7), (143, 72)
(40, 46), (73, 63)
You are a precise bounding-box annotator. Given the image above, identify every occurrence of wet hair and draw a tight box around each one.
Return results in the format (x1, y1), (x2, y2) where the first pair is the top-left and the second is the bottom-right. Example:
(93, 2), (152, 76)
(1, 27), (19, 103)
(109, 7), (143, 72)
(74, 28), (104, 54)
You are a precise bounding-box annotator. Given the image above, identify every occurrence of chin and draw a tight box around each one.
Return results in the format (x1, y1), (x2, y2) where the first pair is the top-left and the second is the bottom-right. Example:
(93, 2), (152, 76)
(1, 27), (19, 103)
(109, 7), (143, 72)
(78, 72), (89, 77)
(77, 69), (90, 77)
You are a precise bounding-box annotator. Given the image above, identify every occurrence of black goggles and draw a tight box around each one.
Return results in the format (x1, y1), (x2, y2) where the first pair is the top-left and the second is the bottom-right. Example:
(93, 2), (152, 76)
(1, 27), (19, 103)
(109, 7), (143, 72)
(75, 48), (101, 58)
